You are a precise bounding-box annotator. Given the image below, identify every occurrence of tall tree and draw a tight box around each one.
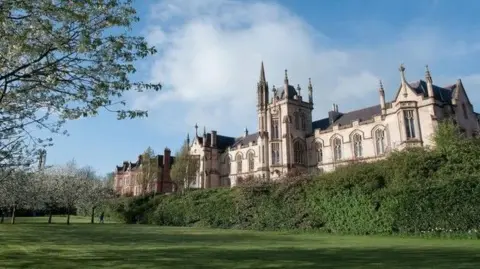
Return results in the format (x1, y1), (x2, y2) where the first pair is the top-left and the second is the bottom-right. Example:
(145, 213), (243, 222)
(0, 0), (161, 170)
(137, 147), (158, 196)
(170, 141), (199, 193)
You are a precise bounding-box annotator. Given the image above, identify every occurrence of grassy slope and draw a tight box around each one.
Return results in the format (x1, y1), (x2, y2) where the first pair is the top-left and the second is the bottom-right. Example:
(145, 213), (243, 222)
(0, 222), (480, 268)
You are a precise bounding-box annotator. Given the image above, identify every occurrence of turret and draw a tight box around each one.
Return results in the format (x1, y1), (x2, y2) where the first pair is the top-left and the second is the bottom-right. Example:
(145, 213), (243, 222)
(379, 80), (386, 113)
(425, 65), (434, 99)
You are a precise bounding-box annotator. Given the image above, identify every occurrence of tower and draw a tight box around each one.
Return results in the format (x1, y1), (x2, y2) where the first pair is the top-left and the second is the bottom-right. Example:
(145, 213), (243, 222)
(257, 61), (269, 134)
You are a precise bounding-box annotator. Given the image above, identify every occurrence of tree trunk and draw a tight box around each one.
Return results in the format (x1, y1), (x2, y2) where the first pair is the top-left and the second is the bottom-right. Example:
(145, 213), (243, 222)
(90, 206), (95, 224)
(11, 205), (16, 224)
(0, 210), (4, 223)
(66, 207), (70, 225)
(48, 211), (53, 224)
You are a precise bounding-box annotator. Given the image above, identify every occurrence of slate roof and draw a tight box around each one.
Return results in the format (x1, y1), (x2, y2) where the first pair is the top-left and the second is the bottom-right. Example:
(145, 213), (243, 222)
(116, 154), (175, 173)
(231, 132), (259, 148)
(274, 85), (298, 100)
(311, 80), (459, 132)
(408, 80), (455, 104)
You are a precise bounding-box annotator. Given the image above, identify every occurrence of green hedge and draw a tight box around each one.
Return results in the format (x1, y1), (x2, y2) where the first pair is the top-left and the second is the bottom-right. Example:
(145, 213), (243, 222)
(108, 122), (480, 236)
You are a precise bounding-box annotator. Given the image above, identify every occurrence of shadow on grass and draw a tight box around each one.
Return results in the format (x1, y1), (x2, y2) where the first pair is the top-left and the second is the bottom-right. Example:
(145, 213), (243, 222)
(2, 246), (480, 269)
(1, 224), (480, 268)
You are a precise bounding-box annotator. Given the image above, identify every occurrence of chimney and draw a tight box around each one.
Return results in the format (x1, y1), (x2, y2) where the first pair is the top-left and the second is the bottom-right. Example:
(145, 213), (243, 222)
(328, 104), (342, 124)
(161, 147), (172, 193)
(211, 130), (217, 148)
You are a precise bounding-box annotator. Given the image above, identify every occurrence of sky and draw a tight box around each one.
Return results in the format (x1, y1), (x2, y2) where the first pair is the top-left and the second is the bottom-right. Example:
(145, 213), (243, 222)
(44, 0), (480, 175)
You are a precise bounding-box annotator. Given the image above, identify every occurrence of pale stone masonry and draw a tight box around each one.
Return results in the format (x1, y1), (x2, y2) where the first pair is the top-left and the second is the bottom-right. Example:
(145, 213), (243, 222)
(188, 63), (480, 188)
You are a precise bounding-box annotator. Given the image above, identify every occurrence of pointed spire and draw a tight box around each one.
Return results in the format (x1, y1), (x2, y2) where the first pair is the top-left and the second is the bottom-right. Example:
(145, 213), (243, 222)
(203, 126), (206, 136)
(195, 123), (198, 136)
(308, 78), (313, 103)
(297, 84), (301, 97)
(379, 80), (385, 93)
(187, 133), (190, 143)
(399, 63), (407, 84)
(245, 126), (249, 137)
(259, 61), (266, 82)
(284, 69), (289, 85)
(425, 65), (432, 83)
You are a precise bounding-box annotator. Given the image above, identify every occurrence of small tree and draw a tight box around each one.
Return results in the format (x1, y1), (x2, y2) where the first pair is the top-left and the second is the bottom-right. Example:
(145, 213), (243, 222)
(1, 170), (30, 224)
(137, 147), (158, 196)
(78, 177), (113, 224)
(171, 141), (199, 193)
(56, 160), (91, 225)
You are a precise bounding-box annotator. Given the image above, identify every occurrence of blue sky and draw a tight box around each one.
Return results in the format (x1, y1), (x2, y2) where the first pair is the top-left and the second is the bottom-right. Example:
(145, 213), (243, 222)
(45, 0), (480, 176)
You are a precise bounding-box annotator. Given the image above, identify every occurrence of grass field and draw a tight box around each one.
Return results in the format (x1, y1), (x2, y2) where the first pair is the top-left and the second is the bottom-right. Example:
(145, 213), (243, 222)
(1, 218), (480, 268)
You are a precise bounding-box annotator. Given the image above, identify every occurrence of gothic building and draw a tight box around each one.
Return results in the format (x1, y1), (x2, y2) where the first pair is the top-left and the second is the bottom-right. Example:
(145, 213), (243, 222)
(188, 63), (480, 188)
(113, 148), (175, 196)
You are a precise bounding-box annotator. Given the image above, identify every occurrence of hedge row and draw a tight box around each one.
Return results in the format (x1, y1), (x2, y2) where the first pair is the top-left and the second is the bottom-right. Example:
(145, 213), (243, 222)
(108, 122), (480, 236)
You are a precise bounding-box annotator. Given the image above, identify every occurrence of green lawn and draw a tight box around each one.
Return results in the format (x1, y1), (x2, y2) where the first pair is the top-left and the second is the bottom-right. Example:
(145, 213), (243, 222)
(1, 221), (480, 268)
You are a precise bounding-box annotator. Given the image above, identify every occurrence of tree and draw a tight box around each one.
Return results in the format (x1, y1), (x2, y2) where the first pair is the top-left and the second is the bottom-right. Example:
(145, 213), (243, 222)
(78, 175), (114, 224)
(37, 168), (63, 224)
(137, 147), (158, 196)
(55, 160), (92, 225)
(0, 0), (161, 170)
(0, 169), (30, 224)
(170, 141), (199, 193)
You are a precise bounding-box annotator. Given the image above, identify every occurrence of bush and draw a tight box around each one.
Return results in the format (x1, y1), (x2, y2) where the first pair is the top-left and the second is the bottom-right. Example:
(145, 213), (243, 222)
(109, 122), (480, 236)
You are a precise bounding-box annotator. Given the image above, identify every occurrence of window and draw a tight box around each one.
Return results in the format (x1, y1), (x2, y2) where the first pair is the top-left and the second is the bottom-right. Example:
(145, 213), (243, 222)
(225, 156), (231, 173)
(261, 145), (265, 163)
(462, 103), (469, 119)
(300, 114), (306, 130)
(333, 137), (342, 161)
(272, 119), (279, 139)
(248, 152), (255, 171)
(294, 113), (300, 129)
(271, 143), (280, 164)
(236, 154), (242, 174)
(315, 142), (323, 163)
(293, 141), (306, 164)
(375, 129), (386, 155)
(403, 110), (416, 139)
(352, 133), (362, 158)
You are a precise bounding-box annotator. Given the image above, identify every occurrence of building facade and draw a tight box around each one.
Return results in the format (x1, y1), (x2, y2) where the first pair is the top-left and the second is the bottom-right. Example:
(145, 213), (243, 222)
(188, 63), (480, 188)
(113, 148), (175, 196)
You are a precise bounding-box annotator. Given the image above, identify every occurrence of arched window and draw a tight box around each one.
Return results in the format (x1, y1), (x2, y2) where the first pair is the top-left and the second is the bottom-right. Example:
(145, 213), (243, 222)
(293, 141), (306, 164)
(333, 137), (342, 161)
(248, 152), (255, 171)
(236, 154), (242, 174)
(294, 113), (300, 129)
(315, 142), (323, 163)
(375, 129), (386, 155)
(353, 133), (362, 158)
(225, 156), (231, 174)
(272, 119), (279, 139)
(300, 114), (306, 130)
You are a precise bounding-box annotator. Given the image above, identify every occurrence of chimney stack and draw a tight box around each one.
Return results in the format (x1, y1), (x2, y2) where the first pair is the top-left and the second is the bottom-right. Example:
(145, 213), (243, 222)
(211, 130), (217, 148)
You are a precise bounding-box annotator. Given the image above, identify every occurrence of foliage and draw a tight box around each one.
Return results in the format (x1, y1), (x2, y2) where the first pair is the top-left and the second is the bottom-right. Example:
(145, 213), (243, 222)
(170, 140), (199, 192)
(108, 121), (480, 237)
(135, 147), (159, 196)
(0, 0), (160, 170)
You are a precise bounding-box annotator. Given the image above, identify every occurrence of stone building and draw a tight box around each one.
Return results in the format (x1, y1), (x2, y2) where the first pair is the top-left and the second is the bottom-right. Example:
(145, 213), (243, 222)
(113, 148), (175, 196)
(187, 63), (480, 188)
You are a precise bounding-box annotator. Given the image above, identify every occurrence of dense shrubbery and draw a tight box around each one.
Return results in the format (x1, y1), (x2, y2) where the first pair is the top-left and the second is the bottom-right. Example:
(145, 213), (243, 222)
(108, 121), (480, 237)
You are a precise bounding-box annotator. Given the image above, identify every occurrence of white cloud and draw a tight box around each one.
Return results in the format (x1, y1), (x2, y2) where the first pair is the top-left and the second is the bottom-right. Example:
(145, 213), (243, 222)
(133, 0), (480, 137)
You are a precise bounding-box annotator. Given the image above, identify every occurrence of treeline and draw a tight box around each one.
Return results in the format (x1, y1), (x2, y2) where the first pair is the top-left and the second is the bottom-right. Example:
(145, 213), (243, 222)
(0, 161), (113, 224)
(109, 121), (480, 237)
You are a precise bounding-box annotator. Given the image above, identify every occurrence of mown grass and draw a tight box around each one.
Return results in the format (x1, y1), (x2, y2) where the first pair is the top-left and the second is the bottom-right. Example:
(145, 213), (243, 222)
(0, 219), (480, 268)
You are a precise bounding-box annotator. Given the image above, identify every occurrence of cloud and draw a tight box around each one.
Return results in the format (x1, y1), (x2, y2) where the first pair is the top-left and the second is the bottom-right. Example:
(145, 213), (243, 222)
(133, 0), (480, 137)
